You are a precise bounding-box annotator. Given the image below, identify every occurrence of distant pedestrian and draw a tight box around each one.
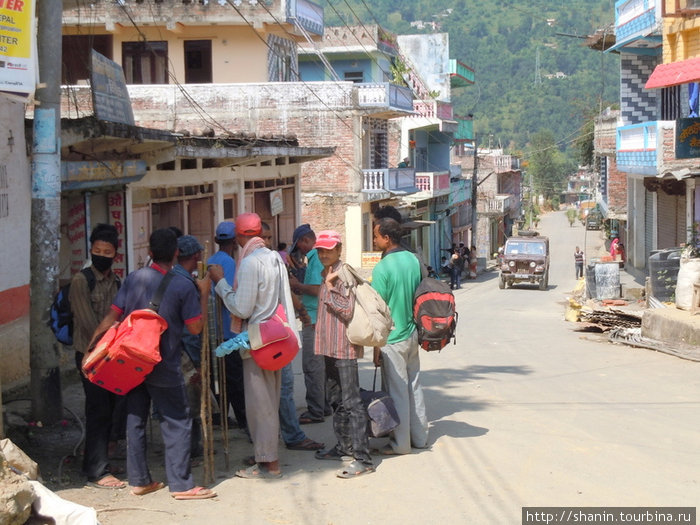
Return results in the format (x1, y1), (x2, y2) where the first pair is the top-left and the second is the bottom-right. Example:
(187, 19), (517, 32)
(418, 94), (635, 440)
(450, 249), (463, 290)
(469, 245), (478, 279)
(574, 246), (584, 279)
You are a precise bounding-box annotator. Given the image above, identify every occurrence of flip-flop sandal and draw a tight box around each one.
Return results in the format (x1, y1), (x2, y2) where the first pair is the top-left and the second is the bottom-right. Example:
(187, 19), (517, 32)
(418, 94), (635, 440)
(87, 475), (127, 490)
(286, 438), (325, 451)
(314, 447), (352, 461)
(235, 464), (282, 479)
(130, 481), (165, 496)
(336, 460), (375, 479)
(171, 486), (217, 500)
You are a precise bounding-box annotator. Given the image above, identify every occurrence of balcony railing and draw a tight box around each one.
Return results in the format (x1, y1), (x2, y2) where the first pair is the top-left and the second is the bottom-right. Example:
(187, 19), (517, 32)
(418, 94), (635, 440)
(355, 83), (414, 113)
(414, 171), (451, 196)
(478, 195), (511, 215)
(449, 59), (475, 88)
(455, 117), (474, 143)
(413, 100), (453, 121)
(614, 0), (661, 46)
(362, 168), (417, 193)
(617, 121), (661, 170)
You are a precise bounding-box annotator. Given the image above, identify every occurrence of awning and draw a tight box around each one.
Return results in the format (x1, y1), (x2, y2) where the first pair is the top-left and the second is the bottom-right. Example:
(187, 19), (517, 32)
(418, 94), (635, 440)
(645, 57), (700, 89)
(403, 220), (435, 230)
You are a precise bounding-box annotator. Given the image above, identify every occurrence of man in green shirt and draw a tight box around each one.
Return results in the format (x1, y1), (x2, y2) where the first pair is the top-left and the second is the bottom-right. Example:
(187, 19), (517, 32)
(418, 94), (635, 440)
(371, 218), (429, 455)
(288, 224), (329, 424)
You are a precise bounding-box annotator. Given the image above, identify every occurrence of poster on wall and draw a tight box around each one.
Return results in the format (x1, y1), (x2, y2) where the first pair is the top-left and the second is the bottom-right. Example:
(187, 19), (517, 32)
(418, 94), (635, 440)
(0, 0), (36, 101)
(67, 200), (87, 275)
(108, 191), (127, 279)
(270, 188), (284, 216)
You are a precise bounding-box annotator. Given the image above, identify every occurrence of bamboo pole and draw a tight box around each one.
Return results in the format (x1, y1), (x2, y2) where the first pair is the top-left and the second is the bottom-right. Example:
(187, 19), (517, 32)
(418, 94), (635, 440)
(198, 242), (215, 485)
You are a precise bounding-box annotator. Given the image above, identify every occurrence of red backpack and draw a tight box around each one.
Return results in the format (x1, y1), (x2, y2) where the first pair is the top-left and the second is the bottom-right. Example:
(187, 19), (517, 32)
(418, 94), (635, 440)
(413, 277), (457, 351)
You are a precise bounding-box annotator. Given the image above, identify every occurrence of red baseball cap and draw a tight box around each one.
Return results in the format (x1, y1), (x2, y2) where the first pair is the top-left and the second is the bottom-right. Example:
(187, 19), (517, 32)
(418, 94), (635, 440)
(236, 213), (262, 236)
(314, 230), (342, 250)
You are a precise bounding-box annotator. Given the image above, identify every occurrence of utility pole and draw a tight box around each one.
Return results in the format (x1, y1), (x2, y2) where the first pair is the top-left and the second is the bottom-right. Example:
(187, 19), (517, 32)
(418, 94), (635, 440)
(30, 0), (63, 423)
(471, 134), (478, 249)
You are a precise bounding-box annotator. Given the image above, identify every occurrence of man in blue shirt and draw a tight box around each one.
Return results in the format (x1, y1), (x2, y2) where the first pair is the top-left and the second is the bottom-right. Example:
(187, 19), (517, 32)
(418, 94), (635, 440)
(208, 221), (247, 433)
(89, 229), (215, 499)
(288, 224), (328, 424)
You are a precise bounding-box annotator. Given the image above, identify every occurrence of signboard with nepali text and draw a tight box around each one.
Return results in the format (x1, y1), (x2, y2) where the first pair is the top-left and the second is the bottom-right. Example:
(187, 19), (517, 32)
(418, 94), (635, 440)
(676, 118), (700, 159)
(0, 0), (36, 100)
(90, 50), (134, 126)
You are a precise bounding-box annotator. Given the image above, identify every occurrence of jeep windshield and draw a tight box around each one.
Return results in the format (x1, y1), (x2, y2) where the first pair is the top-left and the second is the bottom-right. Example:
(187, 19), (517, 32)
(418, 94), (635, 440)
(504, 241), (546, 256)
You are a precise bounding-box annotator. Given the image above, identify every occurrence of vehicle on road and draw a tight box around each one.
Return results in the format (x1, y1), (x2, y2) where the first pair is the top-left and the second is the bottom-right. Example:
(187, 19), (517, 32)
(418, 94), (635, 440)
(585, 211), (602, 230)
(499, 232), (550, 290)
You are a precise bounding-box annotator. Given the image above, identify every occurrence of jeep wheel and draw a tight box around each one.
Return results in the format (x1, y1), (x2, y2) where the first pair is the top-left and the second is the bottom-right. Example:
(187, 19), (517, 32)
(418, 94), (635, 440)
(539, 272), (548, 291)
(499, 275), (505, 289)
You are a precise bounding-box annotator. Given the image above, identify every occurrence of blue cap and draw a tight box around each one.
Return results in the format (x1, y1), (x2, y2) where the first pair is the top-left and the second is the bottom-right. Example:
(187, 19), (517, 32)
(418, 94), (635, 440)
(215, 221), (236, 241)
(177, 235), (204, 257)
(291, 223), (313, 253)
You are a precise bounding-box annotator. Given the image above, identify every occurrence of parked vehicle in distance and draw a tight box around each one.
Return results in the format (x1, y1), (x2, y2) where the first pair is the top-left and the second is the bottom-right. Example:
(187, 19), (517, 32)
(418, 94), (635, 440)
(585, 211), (602, 230)
(499, 233), (550, 291)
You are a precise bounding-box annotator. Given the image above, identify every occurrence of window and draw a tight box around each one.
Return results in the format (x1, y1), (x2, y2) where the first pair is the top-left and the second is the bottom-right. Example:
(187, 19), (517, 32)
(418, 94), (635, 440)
(660, 85), (681, 120)
(122, 41), (168, 84)
(184, 40), (212, 84)
(344, 71), (364, 83)
(62, 35), (112, 84)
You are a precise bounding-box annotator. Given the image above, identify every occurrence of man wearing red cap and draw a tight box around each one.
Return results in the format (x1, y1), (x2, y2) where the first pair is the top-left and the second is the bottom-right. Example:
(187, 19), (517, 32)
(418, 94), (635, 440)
(209, 213), (298, 479)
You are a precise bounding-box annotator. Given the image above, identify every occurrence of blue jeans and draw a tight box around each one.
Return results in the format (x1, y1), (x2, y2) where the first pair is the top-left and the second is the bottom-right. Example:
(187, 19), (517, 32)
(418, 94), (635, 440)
(278, 362), (306, 446)
(450, 266), (461, 289)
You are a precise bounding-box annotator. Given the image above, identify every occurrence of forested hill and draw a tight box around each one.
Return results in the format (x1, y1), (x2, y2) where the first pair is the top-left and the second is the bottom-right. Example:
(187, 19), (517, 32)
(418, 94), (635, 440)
(326, 0), (620, 157)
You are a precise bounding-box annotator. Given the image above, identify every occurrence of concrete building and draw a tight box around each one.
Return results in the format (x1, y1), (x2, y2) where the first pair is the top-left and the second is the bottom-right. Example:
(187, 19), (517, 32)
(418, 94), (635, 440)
(594, 108), (626, 241)
(58, 0), (334, 268)
(589, 0), (700, 279)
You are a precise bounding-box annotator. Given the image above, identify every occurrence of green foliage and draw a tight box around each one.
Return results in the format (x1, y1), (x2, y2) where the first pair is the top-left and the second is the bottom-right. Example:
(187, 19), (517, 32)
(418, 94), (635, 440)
(326, 0), (620, 158)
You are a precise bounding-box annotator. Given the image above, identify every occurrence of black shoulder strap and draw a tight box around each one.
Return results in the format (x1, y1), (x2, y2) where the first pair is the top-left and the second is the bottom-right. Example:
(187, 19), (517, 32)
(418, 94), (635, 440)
(148, 271), (176, 313)
(81, 267), (97, 292)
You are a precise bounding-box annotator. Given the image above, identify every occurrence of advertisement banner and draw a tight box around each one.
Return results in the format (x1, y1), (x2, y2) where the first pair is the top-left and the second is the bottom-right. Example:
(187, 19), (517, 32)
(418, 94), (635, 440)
(0, 0), (36, 100)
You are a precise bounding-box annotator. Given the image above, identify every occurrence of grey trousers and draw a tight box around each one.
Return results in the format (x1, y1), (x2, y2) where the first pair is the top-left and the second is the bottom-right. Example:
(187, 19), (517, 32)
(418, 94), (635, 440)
(301, 324), (327, 419)
(243, 357), (281, 463)
(380, 331), (429, 454)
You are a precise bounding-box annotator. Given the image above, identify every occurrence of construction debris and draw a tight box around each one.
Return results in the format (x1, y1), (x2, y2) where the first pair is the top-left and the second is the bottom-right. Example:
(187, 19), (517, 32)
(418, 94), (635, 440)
(609, 327), (700, 362)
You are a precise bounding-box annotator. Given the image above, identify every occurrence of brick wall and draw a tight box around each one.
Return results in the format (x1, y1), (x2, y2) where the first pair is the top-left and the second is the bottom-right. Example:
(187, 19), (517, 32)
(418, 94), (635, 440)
(606, 155), (627, 212)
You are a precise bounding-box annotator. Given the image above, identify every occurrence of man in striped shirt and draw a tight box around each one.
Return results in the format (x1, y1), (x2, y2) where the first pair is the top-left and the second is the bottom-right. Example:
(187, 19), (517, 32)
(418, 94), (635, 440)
(575, 246), (584, 279)
(312, 230), (374, 478)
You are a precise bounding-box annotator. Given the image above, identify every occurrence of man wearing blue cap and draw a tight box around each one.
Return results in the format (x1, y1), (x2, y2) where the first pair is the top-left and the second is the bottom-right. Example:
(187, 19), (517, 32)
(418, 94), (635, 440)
(174, 235), (206, 459)
(288, 224), (329, 424)
(207, 221), (247, 434)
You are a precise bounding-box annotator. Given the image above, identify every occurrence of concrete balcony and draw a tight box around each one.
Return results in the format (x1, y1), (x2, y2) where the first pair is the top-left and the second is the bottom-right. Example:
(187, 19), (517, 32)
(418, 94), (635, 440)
(361, 168), (417, 195)
(610, 0), (662, 53)
(63, 0), (324, 36)
(413, 100), (453, 121)
(617, 120), (674, 174)
(413, 171), (451, 197)
(478, 195), (511, 216)
(449, 59), (475, 88)
(355, 83), (414, 115)
(454, 116), (474, 143)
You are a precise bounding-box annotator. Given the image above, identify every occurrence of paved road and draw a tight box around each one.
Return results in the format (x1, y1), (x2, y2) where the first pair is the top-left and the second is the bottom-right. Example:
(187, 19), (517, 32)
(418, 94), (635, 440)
(56, 211), (700, 524)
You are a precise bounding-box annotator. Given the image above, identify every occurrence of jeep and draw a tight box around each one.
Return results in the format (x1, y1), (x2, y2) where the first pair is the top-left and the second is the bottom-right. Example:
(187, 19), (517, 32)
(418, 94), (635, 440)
(499, 234), (550, 290)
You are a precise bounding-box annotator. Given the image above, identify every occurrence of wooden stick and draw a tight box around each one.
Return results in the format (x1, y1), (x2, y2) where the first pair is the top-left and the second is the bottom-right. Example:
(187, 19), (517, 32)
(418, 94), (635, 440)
(216, 295), (230, 471)
(198, 242), (215, 485)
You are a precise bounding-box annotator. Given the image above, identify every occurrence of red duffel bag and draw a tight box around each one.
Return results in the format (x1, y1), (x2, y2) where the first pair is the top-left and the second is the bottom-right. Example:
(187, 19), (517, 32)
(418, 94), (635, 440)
(247, 304), (299, 371)
(83, 272), (173, 395)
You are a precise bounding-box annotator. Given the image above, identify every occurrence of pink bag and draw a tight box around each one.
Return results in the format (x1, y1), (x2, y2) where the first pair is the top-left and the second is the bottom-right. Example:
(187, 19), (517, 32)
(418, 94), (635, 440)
(247, 304), (299, 371)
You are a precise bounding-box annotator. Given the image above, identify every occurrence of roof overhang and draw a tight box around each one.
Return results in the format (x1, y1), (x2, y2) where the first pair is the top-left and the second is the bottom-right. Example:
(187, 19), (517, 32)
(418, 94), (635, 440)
(645, 57), (700, 89)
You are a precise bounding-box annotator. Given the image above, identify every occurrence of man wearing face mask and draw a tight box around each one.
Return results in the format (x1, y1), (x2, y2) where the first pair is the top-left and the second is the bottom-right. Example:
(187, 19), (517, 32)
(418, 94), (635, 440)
(69, 223), (126, 489)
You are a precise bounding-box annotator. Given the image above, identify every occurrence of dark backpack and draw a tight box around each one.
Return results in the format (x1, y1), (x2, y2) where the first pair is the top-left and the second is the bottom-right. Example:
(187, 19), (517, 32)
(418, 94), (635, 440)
(413, 277), (457, 351)
(49, 268), (120, 346)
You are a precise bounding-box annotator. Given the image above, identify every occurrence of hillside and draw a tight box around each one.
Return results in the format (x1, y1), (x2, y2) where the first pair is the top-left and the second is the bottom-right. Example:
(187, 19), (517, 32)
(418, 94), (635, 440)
(325, 0), (619, 157)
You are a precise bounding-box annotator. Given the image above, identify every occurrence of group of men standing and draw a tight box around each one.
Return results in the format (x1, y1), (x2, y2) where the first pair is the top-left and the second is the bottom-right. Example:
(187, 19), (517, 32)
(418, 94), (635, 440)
(70, 206), (429, 494)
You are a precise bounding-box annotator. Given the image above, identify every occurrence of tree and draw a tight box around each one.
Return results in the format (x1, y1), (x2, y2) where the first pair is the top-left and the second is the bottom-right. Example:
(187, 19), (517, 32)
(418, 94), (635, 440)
(528, 130), (566, 200)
